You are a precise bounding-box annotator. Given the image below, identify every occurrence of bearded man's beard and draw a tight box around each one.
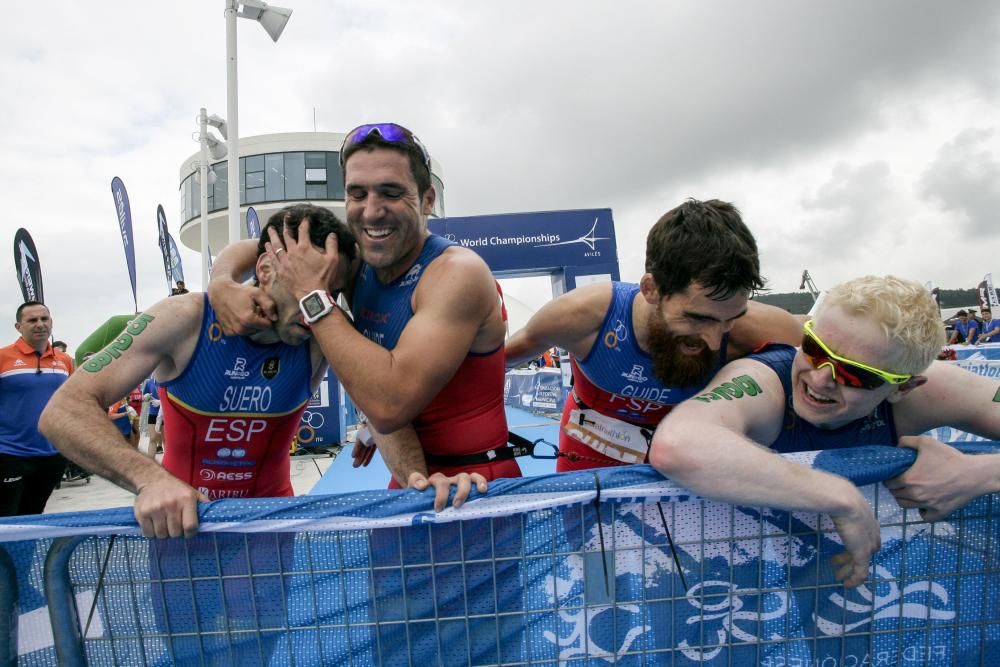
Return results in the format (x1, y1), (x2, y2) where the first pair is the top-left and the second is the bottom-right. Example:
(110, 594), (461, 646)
(646, 310), (720, 387)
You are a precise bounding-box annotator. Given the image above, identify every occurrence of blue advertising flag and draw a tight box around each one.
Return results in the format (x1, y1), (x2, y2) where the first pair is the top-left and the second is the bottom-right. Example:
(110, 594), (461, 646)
(156, 205), (172, 295)
(12, 227), (44, 303)
(167, 234), (185, 284)
(110, 177), (138, 311)
(246, 206), (261, 239)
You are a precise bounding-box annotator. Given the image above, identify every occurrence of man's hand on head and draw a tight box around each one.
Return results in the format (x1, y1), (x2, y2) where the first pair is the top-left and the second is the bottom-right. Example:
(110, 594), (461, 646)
(408, 471), (488, 512)
(206, 279), (277, 336)
(134, 474), (210, 539)
(266, 218), (341, 300)
(885, 435), (985, 522)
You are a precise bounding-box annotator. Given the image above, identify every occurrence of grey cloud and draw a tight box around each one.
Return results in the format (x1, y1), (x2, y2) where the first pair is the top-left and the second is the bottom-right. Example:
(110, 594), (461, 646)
(3, 1), (999, 345)
(918, 128), (1000, 237)
(765, 160), (897, 285)
(335, 1), (1000, 217)
(245, 1), (1000, 217)
(801, 161), (892, 216)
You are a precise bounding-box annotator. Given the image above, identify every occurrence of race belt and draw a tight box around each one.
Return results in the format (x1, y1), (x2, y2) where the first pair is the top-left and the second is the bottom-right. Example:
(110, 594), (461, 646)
(563, 393), (654, 464)
(422, 432), (540, 467)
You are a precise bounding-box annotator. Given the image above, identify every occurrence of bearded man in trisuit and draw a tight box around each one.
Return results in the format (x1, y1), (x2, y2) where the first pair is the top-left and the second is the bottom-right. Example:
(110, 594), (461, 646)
(506, 199), (802, 471)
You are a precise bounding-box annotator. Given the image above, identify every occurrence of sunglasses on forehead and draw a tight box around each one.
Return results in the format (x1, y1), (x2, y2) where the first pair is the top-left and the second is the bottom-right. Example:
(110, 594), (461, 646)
(339, 123), (431, 168)
(800, 320), (912, 390)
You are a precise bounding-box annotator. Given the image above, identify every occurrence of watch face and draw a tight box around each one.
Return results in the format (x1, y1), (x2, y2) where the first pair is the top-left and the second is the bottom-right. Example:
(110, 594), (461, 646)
(302, 293), (325, 317)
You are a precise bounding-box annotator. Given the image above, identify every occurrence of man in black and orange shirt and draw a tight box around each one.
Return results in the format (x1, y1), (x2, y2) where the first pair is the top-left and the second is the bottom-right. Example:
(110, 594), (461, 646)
(0, 301), (74, 516)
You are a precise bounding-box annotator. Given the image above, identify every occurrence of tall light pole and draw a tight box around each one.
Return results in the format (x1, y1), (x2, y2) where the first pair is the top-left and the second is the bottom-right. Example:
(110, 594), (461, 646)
(197, 108), (228, 287)
(224, 0), (293, 247)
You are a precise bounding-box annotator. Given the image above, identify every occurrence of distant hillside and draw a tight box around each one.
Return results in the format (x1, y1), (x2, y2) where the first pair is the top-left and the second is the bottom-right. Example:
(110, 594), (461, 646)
(755, 288), (980, 315)
(754, 292), (815, 314)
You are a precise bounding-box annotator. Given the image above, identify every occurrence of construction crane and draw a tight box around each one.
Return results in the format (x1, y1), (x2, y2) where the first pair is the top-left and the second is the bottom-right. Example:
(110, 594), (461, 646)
(799, 270), (820, 303)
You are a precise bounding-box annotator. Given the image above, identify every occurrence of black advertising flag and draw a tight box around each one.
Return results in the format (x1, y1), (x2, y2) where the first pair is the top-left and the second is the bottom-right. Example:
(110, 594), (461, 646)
(13, 228), (44, 303)
(156, 205), (173, 294)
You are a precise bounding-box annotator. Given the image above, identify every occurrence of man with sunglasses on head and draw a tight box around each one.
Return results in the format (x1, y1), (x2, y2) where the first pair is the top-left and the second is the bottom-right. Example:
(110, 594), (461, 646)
(209, 123), (508, 500)
(506, 199), (803, 471)
(650, 275), (1000, 588)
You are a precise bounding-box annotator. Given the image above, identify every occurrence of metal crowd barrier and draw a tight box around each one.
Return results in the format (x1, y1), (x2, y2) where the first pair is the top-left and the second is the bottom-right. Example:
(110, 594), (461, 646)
(20, 477), (998, 666)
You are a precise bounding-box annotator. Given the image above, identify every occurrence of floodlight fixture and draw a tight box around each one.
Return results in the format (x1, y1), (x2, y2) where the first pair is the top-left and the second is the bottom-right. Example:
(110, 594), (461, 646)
(237, 0), (293, 42)
(204, 134), (228, 160)
(206, 114), (228, 140)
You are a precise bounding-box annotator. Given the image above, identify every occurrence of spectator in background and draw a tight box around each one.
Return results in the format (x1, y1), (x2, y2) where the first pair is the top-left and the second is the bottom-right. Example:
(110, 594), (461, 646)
(170, 280), (189, 296)
(0, 302), (74, 516)
(979, 308), (998, 343)
(127, 383), (145, 448)
(143, 376), (163, 457)
(968, 308), (983, 329)
(948, 310), (978, 345)
(53, 341), (68, 354)
(108, 397), (136, 446)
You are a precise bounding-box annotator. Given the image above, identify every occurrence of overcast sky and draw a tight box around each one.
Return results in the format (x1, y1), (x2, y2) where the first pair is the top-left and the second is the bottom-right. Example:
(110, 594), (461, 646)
(2, 1), (999, 349)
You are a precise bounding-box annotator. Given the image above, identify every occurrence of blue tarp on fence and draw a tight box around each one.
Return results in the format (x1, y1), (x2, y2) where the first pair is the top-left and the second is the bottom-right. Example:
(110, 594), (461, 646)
(2, 444), (999, 666)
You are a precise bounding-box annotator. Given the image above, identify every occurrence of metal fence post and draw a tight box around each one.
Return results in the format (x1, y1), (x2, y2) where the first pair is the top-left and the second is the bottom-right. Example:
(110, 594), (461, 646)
(0, 545), (18, 667)
(44, 536), (88, 667)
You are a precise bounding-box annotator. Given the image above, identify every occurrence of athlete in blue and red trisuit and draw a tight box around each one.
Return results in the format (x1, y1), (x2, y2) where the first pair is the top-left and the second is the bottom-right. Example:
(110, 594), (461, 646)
(506, 199), (804, 471)
(208, 123), (514, 493)
(41, 205), (441, 538)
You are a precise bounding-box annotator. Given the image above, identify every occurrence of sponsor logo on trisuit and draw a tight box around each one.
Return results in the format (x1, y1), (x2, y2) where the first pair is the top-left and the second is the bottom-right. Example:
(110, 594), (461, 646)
(225, 357), (251, 380)
(262, 357), (280, 380)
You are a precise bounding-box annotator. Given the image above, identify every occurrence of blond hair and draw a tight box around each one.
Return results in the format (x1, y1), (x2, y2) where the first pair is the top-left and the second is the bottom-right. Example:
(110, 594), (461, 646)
(819, 275), (945, 374)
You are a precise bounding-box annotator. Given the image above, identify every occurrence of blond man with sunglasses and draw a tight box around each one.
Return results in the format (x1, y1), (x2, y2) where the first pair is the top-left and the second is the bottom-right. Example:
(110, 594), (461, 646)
(650, 275), (1000, 588)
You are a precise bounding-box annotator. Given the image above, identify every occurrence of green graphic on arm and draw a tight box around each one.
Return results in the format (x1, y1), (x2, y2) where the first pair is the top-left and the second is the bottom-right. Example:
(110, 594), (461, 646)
(82, 313), (156, 373)
(693, 374), (763, 403)
(993, 387), (1000, 403)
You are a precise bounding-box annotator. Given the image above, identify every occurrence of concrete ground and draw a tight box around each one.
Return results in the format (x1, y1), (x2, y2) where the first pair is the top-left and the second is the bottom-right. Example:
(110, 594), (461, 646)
(44, 435), (335, 515)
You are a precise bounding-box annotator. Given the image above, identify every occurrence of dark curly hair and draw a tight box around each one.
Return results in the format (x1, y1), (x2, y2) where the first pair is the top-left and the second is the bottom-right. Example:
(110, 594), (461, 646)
(257, 204), (357, 263)
(644, 199), (765, 300)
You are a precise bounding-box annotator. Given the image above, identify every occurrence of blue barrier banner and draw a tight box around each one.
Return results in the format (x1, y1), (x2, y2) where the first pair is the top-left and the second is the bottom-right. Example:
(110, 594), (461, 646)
(955, 357), (1000, 380)
(295, 369), (343, 449)
(504, 368), (569, 413)
(1, 444), (998, 666)
(947, 341), (1000, 360)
